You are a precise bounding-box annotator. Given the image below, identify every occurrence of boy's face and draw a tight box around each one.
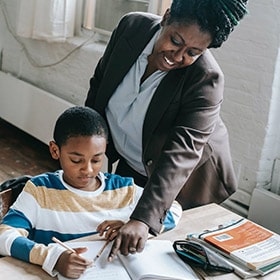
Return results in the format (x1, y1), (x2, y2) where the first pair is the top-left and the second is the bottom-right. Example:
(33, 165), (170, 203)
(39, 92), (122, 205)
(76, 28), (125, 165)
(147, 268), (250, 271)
(49, 135), (107, 191)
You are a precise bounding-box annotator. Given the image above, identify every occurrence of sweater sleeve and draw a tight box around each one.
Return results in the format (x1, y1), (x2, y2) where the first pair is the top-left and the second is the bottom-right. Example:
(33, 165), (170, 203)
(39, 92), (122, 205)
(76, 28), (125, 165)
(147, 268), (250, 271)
(133, 184), (182, 233)
(0, 181), (65, 276)
(0, 215), (65, 276)
(161, 200), (182, 233)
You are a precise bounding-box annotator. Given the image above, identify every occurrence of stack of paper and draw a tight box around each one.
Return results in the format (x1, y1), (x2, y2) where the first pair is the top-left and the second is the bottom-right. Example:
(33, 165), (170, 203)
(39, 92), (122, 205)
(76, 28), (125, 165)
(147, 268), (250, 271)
(195, 218), (280, 278)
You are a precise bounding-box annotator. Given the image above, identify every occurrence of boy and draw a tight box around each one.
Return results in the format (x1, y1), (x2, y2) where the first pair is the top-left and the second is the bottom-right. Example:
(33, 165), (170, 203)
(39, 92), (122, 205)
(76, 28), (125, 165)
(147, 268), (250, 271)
(0, 106), (182, 279)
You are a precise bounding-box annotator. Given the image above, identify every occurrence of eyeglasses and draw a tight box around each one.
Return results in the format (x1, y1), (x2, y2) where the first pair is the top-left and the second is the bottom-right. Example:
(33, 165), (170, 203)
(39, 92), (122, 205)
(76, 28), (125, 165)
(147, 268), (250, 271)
(173, 240), (233, 273)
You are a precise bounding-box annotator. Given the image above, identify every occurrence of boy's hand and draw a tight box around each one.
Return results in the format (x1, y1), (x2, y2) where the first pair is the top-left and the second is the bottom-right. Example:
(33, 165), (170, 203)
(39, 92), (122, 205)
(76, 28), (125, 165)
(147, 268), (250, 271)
(55, 247), (93, 279)
(97, 220), (125, 240)
(108, 219), (149, 262)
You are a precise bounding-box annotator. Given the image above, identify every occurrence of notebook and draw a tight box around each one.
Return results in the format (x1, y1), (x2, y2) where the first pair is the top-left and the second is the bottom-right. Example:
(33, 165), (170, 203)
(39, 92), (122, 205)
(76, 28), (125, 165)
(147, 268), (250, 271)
(57, 239), (199, 280)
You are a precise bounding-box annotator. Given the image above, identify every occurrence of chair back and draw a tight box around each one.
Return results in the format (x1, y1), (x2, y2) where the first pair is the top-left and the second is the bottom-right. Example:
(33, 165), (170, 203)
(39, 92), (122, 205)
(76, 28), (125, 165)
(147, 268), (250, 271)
(0, 175), (31, 219)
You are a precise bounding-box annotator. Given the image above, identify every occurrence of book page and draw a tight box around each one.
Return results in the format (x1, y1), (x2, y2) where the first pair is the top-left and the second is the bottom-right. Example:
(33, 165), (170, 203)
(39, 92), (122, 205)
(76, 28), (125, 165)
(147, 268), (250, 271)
(118, 240), (199, 280)
(57, 240), (130, 280)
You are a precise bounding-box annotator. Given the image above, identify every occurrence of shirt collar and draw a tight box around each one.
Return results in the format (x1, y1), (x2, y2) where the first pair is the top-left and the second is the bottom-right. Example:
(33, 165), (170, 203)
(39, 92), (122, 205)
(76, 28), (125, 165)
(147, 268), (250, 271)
(142, 28), (161, 56)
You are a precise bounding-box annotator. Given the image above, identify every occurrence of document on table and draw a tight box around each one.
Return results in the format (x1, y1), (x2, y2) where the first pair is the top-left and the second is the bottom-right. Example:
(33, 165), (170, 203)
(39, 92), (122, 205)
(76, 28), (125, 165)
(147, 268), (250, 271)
(57, 240), (199, 280)
(57, 240), (130, 280)
(118, 239), (199, 280)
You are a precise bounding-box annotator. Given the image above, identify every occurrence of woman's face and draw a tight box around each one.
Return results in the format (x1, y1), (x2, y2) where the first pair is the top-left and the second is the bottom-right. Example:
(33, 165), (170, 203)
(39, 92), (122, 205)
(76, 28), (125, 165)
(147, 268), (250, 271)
(150, 11), (212, 71)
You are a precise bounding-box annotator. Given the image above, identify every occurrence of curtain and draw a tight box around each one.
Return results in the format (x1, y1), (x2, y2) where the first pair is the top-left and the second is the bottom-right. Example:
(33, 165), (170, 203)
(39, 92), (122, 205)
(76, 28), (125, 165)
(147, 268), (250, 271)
(16, 0), (76, 42)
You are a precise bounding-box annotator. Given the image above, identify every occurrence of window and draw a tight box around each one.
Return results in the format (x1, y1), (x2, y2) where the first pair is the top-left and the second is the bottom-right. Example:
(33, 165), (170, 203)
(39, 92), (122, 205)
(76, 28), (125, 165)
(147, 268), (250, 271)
(16, 0), (77, 42)
(13, 0), (170, 43)
(82, 0), (171, 36)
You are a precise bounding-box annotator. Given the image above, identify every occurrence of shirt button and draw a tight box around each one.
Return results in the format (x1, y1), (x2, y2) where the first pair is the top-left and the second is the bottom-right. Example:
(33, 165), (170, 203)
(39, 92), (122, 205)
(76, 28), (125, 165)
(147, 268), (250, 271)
(146, 160), (153, 166)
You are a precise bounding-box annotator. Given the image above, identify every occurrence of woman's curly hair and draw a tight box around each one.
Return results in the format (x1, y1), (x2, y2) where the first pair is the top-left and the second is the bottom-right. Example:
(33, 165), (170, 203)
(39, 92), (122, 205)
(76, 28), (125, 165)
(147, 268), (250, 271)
(168, 0), (249, 48)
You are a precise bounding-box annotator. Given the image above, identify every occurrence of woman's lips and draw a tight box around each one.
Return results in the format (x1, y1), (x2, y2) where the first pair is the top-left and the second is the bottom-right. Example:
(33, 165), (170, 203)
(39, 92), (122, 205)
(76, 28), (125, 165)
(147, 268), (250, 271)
(164, 56), (175, 66)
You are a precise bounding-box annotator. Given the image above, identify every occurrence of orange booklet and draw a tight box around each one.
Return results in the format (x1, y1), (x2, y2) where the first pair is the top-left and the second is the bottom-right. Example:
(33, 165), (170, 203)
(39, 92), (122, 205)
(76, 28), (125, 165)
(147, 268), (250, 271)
(199, 219), (280, 275)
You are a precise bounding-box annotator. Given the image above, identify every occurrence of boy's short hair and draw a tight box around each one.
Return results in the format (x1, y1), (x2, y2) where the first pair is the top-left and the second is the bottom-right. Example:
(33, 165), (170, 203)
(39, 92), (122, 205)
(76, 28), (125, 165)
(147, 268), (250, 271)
(53, 106), (108, 147)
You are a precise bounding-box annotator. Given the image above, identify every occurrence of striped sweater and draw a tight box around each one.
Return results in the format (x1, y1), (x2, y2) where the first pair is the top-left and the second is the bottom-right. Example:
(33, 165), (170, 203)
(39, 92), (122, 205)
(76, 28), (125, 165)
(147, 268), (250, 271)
(0, 170), (182, 276)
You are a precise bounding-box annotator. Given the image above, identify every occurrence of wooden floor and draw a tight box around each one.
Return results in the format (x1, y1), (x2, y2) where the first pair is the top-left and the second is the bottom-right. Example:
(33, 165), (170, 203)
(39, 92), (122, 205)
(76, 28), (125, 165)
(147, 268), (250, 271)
(0, 118), (60, 184)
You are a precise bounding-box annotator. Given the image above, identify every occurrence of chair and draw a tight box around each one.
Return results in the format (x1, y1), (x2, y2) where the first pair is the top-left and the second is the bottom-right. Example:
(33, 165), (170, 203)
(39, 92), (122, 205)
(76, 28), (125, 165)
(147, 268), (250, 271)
(0, 175), (31, 219)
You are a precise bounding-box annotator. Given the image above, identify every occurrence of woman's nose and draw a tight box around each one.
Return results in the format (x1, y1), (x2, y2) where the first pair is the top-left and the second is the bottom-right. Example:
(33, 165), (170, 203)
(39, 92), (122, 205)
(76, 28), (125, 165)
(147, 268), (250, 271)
(173, 49), (184, 63)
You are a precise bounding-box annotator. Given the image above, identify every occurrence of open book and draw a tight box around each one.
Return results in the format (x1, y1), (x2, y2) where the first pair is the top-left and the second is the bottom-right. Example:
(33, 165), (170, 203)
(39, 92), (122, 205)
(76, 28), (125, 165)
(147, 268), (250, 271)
(57, 239), (199, 280)
(197, 218), (280, 276)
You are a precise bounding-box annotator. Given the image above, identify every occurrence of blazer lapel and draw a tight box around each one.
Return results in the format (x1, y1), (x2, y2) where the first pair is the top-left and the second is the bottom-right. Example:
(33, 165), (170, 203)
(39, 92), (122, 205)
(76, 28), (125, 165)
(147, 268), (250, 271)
(143, 69), (185, 146)
(95, 21), (161, 113)
(94, 37), (138, 112)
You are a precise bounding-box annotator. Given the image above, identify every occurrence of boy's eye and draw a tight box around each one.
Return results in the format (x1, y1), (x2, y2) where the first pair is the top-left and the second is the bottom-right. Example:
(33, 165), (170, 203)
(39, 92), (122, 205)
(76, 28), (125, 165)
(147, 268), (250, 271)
(91, 159), (101, 164)
(70, 158), (82, 164)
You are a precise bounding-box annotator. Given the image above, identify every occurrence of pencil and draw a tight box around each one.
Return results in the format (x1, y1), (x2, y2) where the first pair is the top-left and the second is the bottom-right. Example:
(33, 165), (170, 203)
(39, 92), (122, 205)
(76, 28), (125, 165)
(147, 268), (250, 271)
(93, 239), (111, 262)
(52, 237), (76, 254)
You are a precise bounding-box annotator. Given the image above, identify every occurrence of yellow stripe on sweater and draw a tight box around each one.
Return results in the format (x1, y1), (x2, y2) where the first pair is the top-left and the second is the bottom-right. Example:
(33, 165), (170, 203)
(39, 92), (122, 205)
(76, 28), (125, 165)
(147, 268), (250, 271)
(24, 181), (136, 212)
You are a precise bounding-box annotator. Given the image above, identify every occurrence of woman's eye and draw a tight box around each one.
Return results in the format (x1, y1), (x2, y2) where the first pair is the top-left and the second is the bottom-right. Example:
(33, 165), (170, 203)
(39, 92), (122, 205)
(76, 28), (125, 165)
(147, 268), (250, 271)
(171, 37), (180, 46)
(187, 50), (200, 58)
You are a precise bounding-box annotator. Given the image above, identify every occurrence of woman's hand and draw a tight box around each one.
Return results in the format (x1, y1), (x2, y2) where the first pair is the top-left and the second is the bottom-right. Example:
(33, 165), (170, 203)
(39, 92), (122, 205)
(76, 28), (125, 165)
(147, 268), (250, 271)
(97, 220), (125, 240)
(107, 219), (149, 261)
(55, 247), (93, 279)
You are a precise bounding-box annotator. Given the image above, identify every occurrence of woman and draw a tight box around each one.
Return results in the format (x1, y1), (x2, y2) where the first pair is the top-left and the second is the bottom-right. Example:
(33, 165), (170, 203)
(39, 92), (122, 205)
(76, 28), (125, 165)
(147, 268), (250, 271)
(85, 0), (249, 258)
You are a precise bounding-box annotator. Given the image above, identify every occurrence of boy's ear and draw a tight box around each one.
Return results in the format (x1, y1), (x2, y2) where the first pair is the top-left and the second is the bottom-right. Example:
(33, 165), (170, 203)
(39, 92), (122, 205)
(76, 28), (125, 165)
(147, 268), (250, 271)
(49, 141), (60, 160)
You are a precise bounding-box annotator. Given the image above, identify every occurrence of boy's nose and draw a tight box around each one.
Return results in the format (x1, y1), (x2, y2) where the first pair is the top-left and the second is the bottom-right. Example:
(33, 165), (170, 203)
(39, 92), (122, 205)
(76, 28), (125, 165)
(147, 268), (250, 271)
(82, 162), (93, 173)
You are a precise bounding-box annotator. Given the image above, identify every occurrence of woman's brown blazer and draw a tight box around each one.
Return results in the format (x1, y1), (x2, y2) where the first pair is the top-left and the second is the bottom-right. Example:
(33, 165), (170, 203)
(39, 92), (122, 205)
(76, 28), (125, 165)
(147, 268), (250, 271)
(85, 12), (237, 235)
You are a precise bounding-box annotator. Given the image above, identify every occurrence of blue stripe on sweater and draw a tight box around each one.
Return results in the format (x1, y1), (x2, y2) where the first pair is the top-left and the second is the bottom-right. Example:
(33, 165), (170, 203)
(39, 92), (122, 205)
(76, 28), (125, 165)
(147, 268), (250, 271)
(30, 172), (66, 190)
(30, 172), (134, 192)
(32, 230), (99, 245)
(11, 236), (35, 262)
(162, 211), (176, 231)
(2, 209), (32, 231)
(104, 173), (134, 191)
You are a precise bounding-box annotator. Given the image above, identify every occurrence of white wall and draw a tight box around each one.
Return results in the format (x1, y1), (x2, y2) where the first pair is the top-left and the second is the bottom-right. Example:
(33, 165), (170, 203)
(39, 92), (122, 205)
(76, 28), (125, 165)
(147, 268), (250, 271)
(211, 0), (280, 214)
(0, 0), (280, 215)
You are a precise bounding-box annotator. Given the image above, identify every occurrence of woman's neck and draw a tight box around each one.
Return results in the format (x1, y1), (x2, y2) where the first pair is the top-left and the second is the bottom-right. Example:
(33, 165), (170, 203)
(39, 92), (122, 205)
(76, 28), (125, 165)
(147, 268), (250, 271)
(141, 55), (157, 83)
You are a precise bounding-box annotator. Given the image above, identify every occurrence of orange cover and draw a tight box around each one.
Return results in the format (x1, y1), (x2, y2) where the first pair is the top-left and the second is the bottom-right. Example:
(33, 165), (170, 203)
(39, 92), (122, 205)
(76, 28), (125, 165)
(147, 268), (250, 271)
(203, 220), (273, 254)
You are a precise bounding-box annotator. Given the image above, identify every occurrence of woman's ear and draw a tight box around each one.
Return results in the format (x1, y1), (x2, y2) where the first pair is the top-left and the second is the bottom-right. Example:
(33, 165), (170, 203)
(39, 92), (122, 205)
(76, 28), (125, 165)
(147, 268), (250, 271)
(49, 141), (60, 160)
(161, 8), (170, 26)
